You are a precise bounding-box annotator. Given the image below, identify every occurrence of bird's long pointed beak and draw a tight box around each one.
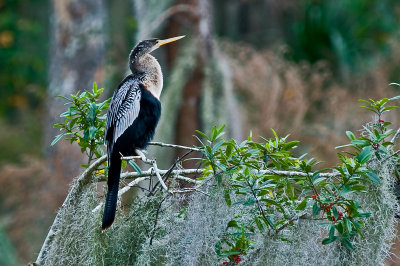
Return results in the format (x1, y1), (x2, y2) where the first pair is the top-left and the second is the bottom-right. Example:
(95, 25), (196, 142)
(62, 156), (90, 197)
(157, 35), (185, 46)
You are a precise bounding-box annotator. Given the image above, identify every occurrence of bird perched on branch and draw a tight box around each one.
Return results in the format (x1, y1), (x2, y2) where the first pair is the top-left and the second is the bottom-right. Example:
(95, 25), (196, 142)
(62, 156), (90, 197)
(102, 35), (185, 230)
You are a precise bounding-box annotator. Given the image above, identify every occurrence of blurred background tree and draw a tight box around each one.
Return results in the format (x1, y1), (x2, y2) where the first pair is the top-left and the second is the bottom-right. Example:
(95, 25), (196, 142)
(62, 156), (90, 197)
(0, 0), (48, 163)
(0, 0), (400, 264)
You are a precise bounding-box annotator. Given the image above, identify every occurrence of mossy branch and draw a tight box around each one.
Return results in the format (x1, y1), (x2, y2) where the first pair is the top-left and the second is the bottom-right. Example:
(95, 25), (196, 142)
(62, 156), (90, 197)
(36, 140), (343, 265)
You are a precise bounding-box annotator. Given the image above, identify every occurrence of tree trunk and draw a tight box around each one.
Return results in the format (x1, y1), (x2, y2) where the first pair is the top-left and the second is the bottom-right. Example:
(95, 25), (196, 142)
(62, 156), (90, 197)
(132, 0), (242, 171)
(45, 0), (106, 179)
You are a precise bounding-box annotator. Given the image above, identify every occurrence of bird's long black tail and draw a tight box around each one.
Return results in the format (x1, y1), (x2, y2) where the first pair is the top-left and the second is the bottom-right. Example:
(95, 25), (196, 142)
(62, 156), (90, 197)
(102, 155), (121, 230)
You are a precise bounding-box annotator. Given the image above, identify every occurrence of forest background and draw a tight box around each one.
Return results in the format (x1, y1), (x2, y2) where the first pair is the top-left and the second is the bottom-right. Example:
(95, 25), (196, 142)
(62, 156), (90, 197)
(0, 0), (400, 264)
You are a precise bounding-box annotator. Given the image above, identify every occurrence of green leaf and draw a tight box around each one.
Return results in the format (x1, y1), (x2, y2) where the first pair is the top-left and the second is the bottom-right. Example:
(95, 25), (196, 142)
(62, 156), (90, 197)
(355, 146), (372, 164)
(329, 225), (335, 239)
(322, 236), (338, 245)
(377, 98), (389, 106)
(351, 139), (369, 146)
(282, 141), (299, 150)
(313, 202), (320, 216)
(254, 217), (264, 231)
(128, 160), (142, 174)
(79, 91), (87, 99)
(360, 106), (378, 113)
(366, 171), (380, 184)
(224, 191), (232, 207)
(227, 220), (239, 228)
(335, 144), (355, 149)
(210, 125), (225, 141)
(351, 185), (366, 192)
(382, 106), (398, 112)
(225, 143), (233, 157)
(339, 185), (352, 196)
(345, 218), (352, 233)
(243, 198), (256, 206)
(342, 238), (354, 250)
(332, 206), (339, 220)
(271, 128), (279, 141)
(313, 176), (326, 186)
(296, 198), (307, 211)
(195, 130), (209, 141)
(51, 132), (69, 146)
(285, 181), (296, 199)
(177, 206), (187, 218)
(261, 216), (275, 229)
(88, 126), (98, 140)
(257, 189), (271, 197)
(346, 131), (356, 141)
(212, 139), (224, 154)
(262, 199), (285, 213)
(358, 212), (371, 218)
(336, 222), (344, 234)
(358, 99), (372, 105)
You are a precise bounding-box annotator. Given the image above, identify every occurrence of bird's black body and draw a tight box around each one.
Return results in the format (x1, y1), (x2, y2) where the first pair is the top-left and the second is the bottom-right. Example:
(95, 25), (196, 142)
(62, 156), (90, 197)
(101, 35), (184, 230)
(102, 76), (161, 230)
(107, 76), (161, 157)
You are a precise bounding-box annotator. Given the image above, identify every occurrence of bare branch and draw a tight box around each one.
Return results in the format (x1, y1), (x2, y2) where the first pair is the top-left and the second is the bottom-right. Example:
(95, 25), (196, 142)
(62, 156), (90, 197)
(92, 175), (150, 214)
(149, 141), (200, 152)
(39, 140), (342, 264)
(97, 168), (340, 182)
(121, 168), (203, 179)
(169, 188), (210, 196)
(92, 169), (203, 214)
(275, 212), (308, 235)
(151, 159), (168, 191)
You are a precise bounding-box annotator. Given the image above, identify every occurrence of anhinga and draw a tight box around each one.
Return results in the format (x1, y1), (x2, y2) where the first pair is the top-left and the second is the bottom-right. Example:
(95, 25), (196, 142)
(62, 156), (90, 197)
(102, 35), (185, 230)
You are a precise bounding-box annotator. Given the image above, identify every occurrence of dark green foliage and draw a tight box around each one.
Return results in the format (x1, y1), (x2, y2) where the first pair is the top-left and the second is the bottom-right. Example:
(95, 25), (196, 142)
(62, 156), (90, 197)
(0, 0), (48, 117)
(52, 82), (110, 165)
(195, 95), (399, 262)
(0, 0), (48, 163)
(45, 92), (400, 265)
(288, 0), (400, 72)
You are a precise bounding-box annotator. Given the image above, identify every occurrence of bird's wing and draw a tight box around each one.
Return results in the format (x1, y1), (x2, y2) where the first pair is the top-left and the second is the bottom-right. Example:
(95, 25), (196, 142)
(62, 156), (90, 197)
(105, 77), (142, 160)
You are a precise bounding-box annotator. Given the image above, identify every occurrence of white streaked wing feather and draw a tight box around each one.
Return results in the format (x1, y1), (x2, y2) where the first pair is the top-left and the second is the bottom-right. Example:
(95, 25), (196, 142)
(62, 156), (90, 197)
(105, 78), (141, 164)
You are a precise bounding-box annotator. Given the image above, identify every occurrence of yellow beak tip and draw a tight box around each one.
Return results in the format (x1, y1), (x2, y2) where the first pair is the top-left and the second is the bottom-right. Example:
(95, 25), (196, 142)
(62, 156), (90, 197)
(158, 35), (185, 46)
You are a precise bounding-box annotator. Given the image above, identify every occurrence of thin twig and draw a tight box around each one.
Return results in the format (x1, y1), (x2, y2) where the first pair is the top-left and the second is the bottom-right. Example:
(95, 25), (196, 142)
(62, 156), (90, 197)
(149, 141), (200, 152)
(169, 188), (210, 196)
(151, 159), (168, 191)
(246, 179), (274, 230)
(149, 196), (168, 246)
(120, 168), (203, 179)
(150, 149), (194, 194)
(275, 213), (308, 235)
(122, 150), (169, 191)
(91, 172), (201, 214)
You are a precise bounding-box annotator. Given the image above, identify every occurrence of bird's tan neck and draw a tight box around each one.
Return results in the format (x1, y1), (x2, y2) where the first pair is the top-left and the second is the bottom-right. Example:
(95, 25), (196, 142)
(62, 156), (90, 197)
(132, 54), (163, 100)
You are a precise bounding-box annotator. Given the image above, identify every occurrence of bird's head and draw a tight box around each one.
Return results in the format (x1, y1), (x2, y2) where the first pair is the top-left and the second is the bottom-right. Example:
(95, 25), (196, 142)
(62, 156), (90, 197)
(129, 35), (185, 67)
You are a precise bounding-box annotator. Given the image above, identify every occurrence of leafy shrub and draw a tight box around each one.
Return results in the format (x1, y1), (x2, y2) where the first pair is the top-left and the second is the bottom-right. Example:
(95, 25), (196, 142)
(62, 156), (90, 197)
(44, 85), (400, 265)
(51, 82), (109, 166)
